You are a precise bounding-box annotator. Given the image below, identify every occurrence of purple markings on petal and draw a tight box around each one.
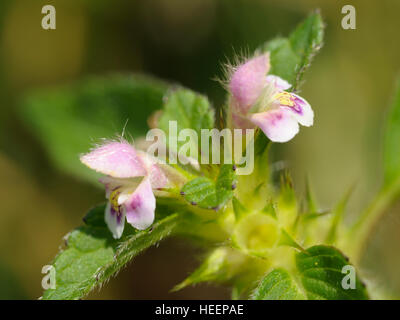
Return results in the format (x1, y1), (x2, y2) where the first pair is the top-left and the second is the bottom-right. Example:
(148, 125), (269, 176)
(105, 202), (125, 239)
(110, 206), (116, 216)
(80, 140), (147, 178)
(285, 94), (314, 127)
(129, 194), (142, 211)
(116, 208), (124, 225)
(292, 95), (304, 114)
(109, 206), (124, 225)
(229, 54), (270, 114)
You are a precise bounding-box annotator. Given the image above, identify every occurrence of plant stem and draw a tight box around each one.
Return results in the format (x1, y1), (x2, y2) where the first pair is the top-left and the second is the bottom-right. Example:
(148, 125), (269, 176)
(345, 180), (400, 264)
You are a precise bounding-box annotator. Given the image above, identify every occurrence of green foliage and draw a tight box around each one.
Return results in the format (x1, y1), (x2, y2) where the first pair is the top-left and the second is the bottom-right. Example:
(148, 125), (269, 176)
(259, 11), (324, 89)
(296, 245), (368, 300)
(252, 246), (368, 300)
(158, 88), (215, 154)
(19, 74), (169, 183)
(181, 164), (237, 210)
(36, 11), (374, 301)
(251, 268), (305, 300)
(43, 205), (180, 300)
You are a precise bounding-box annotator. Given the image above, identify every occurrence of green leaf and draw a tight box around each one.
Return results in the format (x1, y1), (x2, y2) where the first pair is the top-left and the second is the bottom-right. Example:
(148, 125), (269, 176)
(384, 77), (400, 187)
(42, 205), (180, 300)
(263, 38), (300, 87)
(181, 164), (237, 210)
(296, 245), (369, 300)
(259, 11), (324, 89)
(251, 268), (305, 300)
(158, 88), (215, 156)
(19, 74), (169, 183)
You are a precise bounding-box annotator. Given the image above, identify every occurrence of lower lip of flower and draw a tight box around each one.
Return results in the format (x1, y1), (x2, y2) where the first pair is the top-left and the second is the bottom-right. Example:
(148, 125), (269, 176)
(110, 205), (123, 224)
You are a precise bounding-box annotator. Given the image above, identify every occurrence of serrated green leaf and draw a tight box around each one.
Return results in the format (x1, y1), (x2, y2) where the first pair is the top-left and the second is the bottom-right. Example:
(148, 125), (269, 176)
(42, 205), (180, 300)
(158, 88), (215, 157)
(259, 11), (324, 89)
(251, 268), (305, 300)
(181, 164), (237, 210)
(384, 77), (400, 187)
(296, 245), (369, 300)
(19, 74), (169, 184)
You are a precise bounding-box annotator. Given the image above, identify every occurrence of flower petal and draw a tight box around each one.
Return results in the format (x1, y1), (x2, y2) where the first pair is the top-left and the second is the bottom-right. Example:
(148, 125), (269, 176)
(229, 54), (270, 114)
(266, 75), (291, 91)
(99, 176), (142, 200)
(80, 141), (147, 178)
(136, 151), (169, 189)
(286, 93), (314, 127)
(251, 109), (299, 143)
(123, 178), (156, 230)
(105, 202), (125, 239)
(232, 111), (256, 130)
(148, 164), (169, 189)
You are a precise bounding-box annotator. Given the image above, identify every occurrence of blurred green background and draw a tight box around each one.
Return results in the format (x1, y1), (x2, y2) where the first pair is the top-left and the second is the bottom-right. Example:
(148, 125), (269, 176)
(1, 0), (400, 299)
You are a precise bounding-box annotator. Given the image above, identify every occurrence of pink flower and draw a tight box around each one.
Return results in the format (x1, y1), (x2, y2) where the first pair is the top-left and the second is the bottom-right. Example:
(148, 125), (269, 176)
(229, 54), (314, 142)
(80, 140), (168, 239)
